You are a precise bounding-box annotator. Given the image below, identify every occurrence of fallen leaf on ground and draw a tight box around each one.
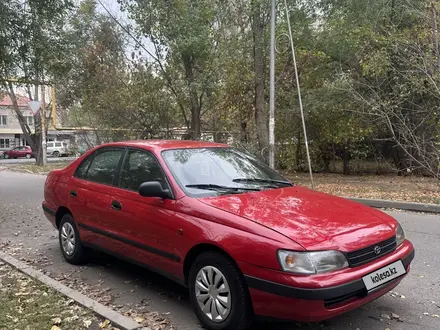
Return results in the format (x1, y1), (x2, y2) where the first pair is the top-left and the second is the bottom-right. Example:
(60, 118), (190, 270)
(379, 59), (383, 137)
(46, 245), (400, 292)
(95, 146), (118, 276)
(99, 319), (111, 328)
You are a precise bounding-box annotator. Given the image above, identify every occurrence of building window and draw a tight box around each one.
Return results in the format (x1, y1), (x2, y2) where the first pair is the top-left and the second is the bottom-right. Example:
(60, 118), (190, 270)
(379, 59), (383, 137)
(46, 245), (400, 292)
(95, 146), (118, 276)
(0, 115), (7, 126)
(0, 139), (10, 148)
(25, 116), (34, 125)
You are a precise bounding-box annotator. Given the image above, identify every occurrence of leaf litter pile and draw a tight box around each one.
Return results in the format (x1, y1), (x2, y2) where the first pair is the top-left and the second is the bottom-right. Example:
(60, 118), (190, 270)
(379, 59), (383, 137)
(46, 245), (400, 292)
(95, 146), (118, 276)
(289, 173), (440, 205)
(0, 261), (118, 330)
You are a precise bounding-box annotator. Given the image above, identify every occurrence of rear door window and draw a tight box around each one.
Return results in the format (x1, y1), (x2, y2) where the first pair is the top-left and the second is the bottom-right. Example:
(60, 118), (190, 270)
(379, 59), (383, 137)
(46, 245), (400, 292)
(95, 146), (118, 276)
(80, 148), (124, 186)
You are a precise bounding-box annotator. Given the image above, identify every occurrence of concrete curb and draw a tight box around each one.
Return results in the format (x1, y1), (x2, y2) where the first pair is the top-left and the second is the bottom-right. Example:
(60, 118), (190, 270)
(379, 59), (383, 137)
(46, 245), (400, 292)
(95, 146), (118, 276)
(348, 197), (440, 213)
(0, 251), (149, 330)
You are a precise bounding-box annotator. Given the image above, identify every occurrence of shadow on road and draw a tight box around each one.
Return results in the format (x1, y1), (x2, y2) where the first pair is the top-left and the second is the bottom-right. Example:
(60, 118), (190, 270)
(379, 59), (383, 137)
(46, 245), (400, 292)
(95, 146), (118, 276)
(78, 250), (338, 330)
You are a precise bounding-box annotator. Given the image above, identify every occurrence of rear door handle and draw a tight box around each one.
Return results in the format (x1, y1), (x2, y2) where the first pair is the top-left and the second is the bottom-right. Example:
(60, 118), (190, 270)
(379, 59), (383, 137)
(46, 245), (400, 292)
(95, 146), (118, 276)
(70, 190), (77, 197)
(111, 200), (122, 211)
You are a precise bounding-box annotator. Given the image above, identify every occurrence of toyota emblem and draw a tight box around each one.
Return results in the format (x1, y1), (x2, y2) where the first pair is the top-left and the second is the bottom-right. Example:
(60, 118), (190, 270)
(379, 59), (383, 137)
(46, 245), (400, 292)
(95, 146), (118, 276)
(374, 246), (381, 255)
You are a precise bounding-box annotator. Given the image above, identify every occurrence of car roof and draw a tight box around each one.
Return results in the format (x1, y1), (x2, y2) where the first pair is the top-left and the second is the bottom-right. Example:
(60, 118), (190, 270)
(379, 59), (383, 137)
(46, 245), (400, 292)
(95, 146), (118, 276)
(101, 140), (229, 151)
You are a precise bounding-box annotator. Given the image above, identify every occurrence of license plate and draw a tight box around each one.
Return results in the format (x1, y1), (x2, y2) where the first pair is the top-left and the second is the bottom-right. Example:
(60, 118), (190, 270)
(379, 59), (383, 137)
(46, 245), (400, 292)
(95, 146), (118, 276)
(362, 260), (406, 291)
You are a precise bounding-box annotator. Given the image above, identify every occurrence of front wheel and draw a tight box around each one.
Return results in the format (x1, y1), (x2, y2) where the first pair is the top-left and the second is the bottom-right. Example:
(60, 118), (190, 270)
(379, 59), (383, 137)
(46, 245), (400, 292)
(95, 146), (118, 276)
(53, 151), (60, 157)
(58, 214), (88, 265)
(189, 252), (253, 330)
(4, 154), (9, 159)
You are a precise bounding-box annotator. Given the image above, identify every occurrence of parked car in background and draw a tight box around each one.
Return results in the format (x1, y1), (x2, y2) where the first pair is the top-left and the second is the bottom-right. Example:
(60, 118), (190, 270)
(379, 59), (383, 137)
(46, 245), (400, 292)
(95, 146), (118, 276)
(3, 146), (33, 159)
(47, 141), (69, 157)
(42, 140), (414, 330)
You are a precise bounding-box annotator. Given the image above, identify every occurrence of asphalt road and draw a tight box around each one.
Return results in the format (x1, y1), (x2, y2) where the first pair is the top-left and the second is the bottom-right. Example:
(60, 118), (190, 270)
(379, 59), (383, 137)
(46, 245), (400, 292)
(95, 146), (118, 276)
(0, 171), (439, 330)
(0, 156), (76, 164)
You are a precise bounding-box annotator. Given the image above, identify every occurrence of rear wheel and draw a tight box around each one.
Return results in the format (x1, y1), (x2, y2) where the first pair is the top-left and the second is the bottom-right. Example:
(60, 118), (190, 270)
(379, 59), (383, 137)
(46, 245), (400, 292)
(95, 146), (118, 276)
(53, 151), (60, 157)
(58, 214), (88, 265)
(189, 252), (253, 330)
(25, 153), (31, 159)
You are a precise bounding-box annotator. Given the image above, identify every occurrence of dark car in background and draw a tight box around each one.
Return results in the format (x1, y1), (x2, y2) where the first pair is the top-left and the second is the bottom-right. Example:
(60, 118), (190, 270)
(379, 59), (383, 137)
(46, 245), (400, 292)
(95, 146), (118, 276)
(3, 146), (33, 159)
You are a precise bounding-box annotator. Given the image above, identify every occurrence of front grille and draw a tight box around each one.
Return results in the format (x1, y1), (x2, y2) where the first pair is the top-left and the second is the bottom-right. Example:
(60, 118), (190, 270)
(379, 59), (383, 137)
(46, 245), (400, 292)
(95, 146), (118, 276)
(346, 236), (396, 267)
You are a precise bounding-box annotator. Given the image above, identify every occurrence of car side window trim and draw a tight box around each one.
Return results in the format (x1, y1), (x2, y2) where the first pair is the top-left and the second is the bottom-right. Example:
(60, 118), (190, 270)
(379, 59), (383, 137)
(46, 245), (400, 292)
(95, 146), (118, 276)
(113, 147), (128, 187)
(115, 147), (175, 199)
(73, 147), (126, 187)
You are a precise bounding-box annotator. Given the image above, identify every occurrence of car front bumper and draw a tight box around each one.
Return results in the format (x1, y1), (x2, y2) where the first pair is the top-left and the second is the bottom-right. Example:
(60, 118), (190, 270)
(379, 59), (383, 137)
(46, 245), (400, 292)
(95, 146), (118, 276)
(240, 241), (414, 322)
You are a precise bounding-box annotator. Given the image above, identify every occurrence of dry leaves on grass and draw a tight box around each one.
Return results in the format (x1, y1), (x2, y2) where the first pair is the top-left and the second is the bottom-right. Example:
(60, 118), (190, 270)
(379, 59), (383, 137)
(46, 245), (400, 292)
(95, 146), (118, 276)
(289, 173), (440, 205)
(0, 261), (114, 330)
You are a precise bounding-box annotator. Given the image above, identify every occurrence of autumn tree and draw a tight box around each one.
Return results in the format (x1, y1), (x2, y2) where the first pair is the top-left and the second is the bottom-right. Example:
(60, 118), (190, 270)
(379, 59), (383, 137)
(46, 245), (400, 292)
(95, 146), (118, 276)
(0, 0), (72, 165)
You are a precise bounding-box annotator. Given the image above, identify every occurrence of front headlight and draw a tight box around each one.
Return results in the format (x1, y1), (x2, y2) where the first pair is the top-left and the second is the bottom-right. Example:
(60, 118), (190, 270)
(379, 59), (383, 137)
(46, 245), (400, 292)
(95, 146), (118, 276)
(396, 223), (406, 246)
(278, 250), (349, 275)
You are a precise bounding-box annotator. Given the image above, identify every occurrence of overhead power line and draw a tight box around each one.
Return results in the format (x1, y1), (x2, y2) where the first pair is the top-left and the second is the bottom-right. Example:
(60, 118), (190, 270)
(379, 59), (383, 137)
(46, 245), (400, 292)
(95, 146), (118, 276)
(95, 0), (158, 62)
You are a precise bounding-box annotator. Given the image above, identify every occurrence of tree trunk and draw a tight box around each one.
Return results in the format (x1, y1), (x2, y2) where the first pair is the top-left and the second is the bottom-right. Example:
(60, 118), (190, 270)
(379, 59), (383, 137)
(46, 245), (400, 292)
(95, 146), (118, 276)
(296, 130), (302, 171)
(240, 120), (248, 144)
(183, 56), (201, 140)
(432, 3), (440, 78)
(321, 143), (331, 173)
(251, 0), (269, 162)
(343, 141), (350, 175)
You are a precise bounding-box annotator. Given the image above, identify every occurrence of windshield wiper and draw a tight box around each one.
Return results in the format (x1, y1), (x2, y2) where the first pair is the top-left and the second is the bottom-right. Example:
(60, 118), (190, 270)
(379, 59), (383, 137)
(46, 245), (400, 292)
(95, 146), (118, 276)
(185, 184), (261, 192)
(232, 178), (293, 186)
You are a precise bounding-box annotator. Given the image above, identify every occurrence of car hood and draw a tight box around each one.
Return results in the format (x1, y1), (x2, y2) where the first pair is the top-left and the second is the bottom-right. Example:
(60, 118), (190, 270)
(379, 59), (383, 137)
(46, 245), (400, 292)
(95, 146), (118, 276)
(198, 186), (397, 251)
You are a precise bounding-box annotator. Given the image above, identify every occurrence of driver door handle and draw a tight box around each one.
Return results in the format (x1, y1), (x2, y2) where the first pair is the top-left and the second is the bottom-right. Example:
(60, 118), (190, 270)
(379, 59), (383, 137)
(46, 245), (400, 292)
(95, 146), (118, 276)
(111, 200), (122, 211)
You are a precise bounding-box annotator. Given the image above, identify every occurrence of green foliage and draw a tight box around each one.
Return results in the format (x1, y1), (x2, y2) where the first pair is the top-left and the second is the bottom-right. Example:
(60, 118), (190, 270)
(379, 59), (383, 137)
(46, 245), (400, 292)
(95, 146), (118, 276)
(3, 0), (438, 175)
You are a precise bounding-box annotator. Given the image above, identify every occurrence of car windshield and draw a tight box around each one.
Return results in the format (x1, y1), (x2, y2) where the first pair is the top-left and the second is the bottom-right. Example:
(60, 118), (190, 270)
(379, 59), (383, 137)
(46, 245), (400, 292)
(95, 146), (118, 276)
(162, 147), (293, 197)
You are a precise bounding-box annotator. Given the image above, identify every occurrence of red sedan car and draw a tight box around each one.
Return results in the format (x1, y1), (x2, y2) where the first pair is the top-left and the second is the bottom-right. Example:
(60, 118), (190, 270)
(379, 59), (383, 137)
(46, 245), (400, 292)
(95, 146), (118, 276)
(3, 146), (33, 159)
(42, 140), (414, 330)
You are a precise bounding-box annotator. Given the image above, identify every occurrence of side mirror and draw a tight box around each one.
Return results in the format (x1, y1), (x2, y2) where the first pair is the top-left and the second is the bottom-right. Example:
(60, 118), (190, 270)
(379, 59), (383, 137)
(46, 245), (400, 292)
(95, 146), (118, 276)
(139, 181), (171, 199)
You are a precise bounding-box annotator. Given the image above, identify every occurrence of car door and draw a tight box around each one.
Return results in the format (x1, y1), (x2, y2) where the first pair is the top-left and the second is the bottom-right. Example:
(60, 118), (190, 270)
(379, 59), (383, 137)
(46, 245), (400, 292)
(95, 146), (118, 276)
(10, 147), (20, 158)
(46, 142), (54, 155)
(19, 147), (28, 157)
(109, 148), (181, 276)
(7, 148), (15, 157)
(67, 147), (127, 253)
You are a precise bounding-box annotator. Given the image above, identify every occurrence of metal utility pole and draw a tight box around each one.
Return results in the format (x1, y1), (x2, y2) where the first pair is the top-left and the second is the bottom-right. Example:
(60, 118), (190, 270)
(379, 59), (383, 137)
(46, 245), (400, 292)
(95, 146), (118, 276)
(40, 84), (47, 165)
(284, 0), (314, 189)
(268, 0), (276, 169)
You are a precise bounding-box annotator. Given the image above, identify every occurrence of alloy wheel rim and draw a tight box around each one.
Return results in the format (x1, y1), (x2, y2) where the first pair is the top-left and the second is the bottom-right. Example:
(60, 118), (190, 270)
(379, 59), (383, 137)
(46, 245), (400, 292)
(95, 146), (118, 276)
(195, 266), (231, 322)
(61, 223), (75, 256)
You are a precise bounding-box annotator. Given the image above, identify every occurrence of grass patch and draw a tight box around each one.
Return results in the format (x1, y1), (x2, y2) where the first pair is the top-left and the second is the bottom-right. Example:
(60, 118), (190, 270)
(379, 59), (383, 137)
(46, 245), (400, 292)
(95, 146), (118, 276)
(0, 261), (109, 330)
(287, 172), (440, 205)
(3, 162), (71, 175)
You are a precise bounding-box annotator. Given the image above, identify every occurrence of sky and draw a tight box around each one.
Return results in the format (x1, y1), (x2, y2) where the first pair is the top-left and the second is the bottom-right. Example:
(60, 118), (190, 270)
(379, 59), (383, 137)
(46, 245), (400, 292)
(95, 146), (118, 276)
(95, 0), (156, 62)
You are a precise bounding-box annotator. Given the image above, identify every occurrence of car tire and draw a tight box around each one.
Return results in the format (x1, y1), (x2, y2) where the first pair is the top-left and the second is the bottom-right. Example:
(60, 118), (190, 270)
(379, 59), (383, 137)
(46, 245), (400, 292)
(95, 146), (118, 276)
(58, 214), (88, 265)
(188, 252), (253, 330)
(25, 154), (31, 159)
(53, 151), (60, 157)
(4, 154), (9, 159)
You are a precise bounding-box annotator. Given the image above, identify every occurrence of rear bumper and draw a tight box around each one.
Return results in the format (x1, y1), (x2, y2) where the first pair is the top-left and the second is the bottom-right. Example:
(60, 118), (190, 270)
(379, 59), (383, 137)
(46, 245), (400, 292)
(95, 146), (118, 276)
(243, 243), (414, 322)
(42, 202), (57, 228)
